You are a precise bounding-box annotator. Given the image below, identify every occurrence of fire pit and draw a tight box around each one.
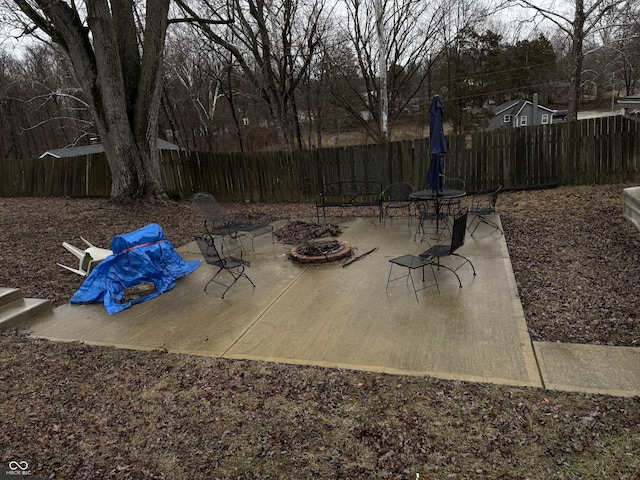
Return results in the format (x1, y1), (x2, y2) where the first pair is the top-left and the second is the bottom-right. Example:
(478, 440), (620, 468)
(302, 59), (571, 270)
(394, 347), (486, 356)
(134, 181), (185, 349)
(275, 220), (351, 264)
(290, 239), (352, 264)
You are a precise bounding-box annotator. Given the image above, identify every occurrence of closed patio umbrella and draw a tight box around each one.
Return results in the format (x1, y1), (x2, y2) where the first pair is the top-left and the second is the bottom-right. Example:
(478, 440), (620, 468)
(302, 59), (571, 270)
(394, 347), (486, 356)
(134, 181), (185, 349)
(426, 95), (447, 193)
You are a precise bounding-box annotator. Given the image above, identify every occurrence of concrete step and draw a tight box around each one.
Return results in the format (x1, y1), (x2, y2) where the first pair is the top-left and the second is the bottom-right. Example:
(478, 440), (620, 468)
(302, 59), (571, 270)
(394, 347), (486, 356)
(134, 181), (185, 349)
(0, 287), (24, 308)
(0, 288), (52, 331)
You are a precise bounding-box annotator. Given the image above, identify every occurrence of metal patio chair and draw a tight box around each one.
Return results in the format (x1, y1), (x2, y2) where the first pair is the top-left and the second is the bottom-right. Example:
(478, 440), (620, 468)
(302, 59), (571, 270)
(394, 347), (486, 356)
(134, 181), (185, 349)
(381, 182), (414, 226)
(467, 185), (503, 236)
(190, 192), (274, 251)
(386, 254), (439, 303)
(419, 209), (476, 288)
(194, 235), (255, 299)
(440, 178), (465, 211)
(439, 177), (466, 235)
(413, 198), (440, 242)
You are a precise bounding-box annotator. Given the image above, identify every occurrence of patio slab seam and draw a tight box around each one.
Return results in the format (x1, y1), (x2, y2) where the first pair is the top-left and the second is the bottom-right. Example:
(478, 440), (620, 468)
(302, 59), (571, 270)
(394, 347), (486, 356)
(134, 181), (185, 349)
(220, 265), (310, 358)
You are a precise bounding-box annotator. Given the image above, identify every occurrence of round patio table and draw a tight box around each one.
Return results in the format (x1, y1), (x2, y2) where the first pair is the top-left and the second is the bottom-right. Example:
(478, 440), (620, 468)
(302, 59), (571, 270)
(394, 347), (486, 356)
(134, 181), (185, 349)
(410, 189), (466, 237)
(410, 189), (466, 201)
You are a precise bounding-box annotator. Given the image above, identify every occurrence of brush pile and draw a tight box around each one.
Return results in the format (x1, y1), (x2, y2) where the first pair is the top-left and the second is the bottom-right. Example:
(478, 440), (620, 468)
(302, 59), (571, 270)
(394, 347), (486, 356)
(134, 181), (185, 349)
(274, 220), (343, 245)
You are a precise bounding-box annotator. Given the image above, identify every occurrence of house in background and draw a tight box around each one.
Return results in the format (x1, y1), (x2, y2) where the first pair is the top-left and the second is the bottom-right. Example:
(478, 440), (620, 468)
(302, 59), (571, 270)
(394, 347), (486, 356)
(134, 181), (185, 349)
(618, 94), (640, 118)
(488, 94), (556, 130)
(39, 138), (181, 159)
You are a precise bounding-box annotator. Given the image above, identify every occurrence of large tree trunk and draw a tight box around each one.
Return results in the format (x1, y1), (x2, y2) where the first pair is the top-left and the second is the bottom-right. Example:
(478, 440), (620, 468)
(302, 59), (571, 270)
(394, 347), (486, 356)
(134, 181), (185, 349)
(14, 0), (169, 203)
(84, 1), (145, 201)
(131, 1), (170, 201)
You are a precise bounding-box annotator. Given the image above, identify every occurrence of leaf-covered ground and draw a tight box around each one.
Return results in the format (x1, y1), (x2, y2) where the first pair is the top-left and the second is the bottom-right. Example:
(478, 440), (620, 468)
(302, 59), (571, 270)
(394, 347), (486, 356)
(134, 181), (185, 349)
(1, 185), (639, 479)
(500, 184), (640, 346)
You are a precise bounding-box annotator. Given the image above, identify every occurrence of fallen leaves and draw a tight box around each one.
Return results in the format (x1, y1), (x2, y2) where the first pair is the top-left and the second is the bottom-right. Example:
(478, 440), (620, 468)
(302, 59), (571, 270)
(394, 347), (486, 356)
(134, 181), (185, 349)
(501, 184), (640, 346)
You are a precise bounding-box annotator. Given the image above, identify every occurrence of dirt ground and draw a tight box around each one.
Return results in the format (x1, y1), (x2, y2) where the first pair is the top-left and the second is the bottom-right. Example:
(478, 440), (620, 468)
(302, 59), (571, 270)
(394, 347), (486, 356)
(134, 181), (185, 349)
(1, 184), (639, 479)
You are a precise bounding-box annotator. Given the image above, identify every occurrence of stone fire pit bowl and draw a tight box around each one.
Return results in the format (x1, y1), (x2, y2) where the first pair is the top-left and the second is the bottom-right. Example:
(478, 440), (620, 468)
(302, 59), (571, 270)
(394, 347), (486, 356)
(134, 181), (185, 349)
(290, 240), (352, 264)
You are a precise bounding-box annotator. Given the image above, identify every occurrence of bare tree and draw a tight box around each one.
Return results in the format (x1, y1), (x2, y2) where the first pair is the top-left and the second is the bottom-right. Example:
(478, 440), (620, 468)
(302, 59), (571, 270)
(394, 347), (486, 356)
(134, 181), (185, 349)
(374, 0), (388, 139)
(336, 0), (445, 142)
(0, 43), (91, 159)
(163, 18), (277, 153)
(609, 1), (640, 95)
(437, 0), (492, 133)
(163, 29), (228, 151)
(4, 1), (176, 202)
(505, 0), (632, 121)
(176, 0), (332, 151)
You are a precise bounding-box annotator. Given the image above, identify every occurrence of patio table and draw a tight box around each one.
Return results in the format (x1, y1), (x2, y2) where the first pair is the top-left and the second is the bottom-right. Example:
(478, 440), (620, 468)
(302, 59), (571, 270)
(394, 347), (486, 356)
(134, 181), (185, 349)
(410, 189), (466, 239)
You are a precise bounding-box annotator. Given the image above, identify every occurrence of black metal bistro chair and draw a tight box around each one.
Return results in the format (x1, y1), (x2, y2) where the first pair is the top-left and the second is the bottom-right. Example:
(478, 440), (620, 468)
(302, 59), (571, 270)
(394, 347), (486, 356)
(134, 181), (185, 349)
(467, 185), (503, 236)
(413, 198), (437, 241)
(439, 177), (465, 233)
(191, 192), (274, 251)
(413, 196), (454, 244)
(381, 182), (414, 226)
(194, 235), (255, 299)
(386, 254), (439, 303)
(420, 209), (476, 288)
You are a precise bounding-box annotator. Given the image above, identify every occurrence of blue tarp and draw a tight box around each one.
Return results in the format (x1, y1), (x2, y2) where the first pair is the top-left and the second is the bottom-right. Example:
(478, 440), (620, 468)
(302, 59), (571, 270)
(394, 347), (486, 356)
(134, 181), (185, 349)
(71, 223), (200, 314)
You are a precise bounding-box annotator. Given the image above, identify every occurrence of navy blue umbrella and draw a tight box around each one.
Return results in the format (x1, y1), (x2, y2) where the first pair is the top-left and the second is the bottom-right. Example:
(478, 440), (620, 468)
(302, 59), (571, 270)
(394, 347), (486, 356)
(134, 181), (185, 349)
(426, 95), (448, 193)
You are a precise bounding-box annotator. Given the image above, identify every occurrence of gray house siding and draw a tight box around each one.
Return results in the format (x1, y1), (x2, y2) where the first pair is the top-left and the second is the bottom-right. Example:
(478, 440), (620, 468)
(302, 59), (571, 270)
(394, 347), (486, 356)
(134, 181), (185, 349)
(489, 95), (556, 130)
(618, 94), (640, 118)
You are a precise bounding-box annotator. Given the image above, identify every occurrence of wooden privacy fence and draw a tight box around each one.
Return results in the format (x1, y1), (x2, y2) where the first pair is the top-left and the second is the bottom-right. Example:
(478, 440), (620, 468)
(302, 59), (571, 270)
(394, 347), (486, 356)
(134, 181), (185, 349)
(2, 116), (639, 200)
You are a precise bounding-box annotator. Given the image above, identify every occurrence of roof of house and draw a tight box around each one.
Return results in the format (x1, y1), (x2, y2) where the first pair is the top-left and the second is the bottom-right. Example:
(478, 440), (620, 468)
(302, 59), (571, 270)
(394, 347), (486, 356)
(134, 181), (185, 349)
(618, 94), (640, 116)
(618, 94), (640, 106)
(493, 99), (555, 117)
(39, 138), (181, 159)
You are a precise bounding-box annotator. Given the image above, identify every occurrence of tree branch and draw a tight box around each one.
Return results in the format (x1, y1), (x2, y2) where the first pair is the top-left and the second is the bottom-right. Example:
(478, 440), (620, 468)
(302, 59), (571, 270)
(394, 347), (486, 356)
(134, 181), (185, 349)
(168, 17), (233, 25)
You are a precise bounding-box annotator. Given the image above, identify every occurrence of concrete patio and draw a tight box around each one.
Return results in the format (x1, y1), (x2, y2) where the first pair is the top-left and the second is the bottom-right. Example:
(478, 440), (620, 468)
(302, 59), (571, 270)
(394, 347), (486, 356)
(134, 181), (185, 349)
(21, 215), (640, 397)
